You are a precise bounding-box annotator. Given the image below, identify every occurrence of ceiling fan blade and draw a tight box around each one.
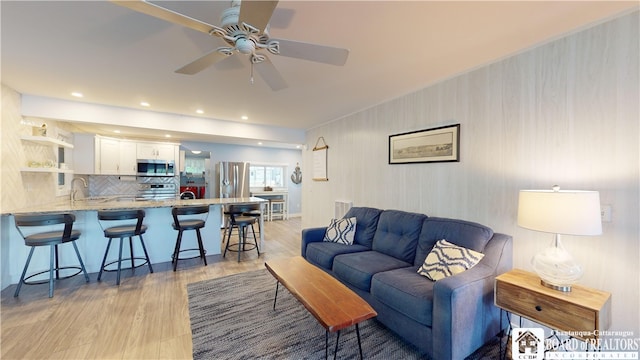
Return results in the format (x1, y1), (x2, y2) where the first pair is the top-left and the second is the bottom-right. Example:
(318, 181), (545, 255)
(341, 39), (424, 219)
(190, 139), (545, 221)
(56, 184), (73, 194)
(239, 0), (279, 31)
(111, 0), (221, 35)
(272, 39), (349, 66)
(176, 49), (232, 75)
(254, 56), (287, 91)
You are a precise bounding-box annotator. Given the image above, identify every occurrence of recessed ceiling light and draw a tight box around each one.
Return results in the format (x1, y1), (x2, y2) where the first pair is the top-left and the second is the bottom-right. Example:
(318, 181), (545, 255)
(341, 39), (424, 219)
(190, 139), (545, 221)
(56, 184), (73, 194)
(196, 109), (204, 114)
(71, 92), (83, 98)
(140, 101), (150, 107)
(165, 134), (171, 138)
(241, 115), (249, 120)
(258, 142), (263, 145)
(113, 130), (121, 134)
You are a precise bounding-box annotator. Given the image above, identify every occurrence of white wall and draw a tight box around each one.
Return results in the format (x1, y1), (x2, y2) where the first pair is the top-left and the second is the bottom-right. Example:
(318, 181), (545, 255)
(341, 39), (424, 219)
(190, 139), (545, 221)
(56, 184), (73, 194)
(303, 12), (639, 334)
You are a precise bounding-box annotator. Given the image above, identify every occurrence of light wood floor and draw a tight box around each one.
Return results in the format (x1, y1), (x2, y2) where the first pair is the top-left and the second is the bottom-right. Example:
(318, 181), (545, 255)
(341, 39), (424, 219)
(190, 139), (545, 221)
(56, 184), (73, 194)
(1, 217), (302, 359)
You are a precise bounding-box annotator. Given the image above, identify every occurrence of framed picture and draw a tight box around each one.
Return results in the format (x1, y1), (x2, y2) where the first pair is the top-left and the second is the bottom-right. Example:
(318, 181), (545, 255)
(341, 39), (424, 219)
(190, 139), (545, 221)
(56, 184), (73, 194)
(389, 124), (460, 164)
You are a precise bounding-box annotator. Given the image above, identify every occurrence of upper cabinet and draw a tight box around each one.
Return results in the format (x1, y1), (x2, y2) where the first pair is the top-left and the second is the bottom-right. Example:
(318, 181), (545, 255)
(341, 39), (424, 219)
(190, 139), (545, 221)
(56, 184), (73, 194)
(73, 134), (178, 175)
(98, 138), (137, 176)
(137, 142), (177, 161)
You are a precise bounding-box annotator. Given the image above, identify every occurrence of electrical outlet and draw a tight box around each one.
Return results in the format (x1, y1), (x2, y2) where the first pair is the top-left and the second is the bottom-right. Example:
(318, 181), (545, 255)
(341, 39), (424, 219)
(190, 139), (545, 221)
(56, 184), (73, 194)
(601, 205), (612, 222)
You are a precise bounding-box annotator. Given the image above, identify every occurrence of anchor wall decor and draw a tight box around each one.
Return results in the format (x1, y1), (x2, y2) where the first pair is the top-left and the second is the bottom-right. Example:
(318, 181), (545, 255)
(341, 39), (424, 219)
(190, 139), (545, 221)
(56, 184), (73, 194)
(291, 162), (302, 184)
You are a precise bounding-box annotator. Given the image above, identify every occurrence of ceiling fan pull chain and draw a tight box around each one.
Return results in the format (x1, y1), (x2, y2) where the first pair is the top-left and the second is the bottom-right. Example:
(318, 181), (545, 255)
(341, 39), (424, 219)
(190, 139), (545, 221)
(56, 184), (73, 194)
(250, 61), (255, 85)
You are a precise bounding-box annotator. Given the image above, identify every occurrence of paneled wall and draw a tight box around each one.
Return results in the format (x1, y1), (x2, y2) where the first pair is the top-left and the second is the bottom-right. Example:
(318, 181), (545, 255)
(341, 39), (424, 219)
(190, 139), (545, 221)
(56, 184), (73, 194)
(303, 12), (639, 333)
(1, 85), (74, 212)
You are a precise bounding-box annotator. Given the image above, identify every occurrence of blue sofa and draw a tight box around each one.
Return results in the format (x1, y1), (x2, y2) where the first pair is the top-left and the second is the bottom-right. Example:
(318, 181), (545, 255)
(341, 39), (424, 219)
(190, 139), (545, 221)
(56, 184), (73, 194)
(301, 207), (512, 360)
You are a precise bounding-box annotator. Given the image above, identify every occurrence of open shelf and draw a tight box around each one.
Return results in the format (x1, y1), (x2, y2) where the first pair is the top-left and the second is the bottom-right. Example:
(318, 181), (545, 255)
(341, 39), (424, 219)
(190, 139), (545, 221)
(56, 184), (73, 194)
(21, 135), (74, 149)
(21, 167), (74, 174)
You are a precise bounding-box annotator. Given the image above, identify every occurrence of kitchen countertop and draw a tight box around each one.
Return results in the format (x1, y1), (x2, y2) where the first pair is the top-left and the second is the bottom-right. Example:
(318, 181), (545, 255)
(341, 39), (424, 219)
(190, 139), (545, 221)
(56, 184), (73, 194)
(3, 196), (268, 215)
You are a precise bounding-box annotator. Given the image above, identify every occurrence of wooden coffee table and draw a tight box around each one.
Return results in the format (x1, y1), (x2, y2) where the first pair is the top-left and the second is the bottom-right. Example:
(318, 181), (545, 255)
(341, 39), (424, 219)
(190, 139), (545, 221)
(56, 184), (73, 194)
(265, 256), (377, 359)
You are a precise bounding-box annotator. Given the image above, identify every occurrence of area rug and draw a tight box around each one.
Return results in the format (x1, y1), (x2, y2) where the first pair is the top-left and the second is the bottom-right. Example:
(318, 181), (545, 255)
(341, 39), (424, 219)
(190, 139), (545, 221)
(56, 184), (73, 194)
(187, 269), (502, 359)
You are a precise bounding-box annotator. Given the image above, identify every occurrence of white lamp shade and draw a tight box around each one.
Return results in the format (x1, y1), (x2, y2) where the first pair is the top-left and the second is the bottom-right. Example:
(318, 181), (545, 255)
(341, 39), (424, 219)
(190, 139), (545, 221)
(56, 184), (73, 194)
(518, 189), (602, 236)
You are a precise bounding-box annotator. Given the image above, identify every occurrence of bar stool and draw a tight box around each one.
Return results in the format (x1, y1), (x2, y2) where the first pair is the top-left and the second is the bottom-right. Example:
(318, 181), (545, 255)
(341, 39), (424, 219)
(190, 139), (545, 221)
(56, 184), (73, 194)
(242, 203), (263, 236)
(97, 209), (153, 285)
(269, 198), (286, 221)
(223, 204), (260, 262)
(222, 203), (262, 243)
(13, 213), (90, 298)
(171, 205), (209, 271)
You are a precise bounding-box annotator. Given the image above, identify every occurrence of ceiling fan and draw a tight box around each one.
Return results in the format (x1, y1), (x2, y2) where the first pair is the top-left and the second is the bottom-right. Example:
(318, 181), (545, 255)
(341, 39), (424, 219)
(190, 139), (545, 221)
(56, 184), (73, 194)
(112, 0), (349, 91)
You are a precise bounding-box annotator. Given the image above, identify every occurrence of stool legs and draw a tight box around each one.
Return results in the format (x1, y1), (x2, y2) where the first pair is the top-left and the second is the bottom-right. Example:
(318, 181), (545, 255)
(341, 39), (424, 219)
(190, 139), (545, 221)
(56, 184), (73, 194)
(98, 236), (153, 285)
(49, 244), (55, 298)
(172, 231), (183, 271)
(15, 242), (89, 298)
(98, 238), (113, 282)
(139, 235), (154, 274)
(196, 229), (207, 267)
(71, 241), (90, 283)
(14, 247), (35, 297)
(172, 230), (207, 271)
(223, 223), (260, 262)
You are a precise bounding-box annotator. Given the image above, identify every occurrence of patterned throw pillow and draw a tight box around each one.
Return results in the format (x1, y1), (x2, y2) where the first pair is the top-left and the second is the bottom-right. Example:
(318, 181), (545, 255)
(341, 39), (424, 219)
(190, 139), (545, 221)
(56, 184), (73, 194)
(417, 239), (485, 281)
(323, 217), (357, 245)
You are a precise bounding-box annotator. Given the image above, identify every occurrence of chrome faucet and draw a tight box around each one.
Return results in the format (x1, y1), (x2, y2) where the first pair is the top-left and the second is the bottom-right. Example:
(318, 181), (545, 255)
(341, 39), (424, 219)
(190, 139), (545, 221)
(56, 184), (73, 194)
(70, 177), (88, 202)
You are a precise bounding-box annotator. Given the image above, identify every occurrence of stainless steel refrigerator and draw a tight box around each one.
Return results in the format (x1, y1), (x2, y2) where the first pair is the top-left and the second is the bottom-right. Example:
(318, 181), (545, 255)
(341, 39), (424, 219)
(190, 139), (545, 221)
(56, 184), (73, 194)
(215, 161), (250, 198)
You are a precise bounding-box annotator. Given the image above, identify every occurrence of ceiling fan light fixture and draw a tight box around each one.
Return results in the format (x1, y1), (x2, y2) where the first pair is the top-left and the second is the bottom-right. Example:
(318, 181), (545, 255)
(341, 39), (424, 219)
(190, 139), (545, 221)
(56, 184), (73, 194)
(236, 38), (255, 54)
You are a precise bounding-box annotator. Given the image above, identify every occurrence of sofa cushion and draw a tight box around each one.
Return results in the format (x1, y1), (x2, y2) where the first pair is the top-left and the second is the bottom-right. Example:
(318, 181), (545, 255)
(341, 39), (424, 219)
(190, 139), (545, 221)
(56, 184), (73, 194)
(343, 207), (383, 248)
(323, 217), (357, 245)
(414, 217), (494, 267)
(305, 242), (369, 271)
(371, 267), (435, 326)
(333, 251), (412, 292)
(417, 239), (485, 281)
(372, 210), (427, 263)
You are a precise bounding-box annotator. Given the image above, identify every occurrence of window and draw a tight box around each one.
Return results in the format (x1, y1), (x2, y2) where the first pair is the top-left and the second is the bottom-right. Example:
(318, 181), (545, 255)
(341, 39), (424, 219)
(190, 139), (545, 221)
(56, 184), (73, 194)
(250, 164), (285, 188)
(184, 157), (206, 174)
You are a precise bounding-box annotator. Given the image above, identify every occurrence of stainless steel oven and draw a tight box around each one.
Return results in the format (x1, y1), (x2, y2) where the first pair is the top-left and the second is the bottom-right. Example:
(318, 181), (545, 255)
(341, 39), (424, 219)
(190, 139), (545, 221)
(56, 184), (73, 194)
(137, 159), (175, 177)
(137, 177), (177, 200)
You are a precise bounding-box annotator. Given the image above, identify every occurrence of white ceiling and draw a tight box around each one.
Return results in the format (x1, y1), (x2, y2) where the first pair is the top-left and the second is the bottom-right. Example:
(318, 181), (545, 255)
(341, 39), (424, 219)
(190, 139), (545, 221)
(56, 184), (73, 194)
(2, 1), (638, 146)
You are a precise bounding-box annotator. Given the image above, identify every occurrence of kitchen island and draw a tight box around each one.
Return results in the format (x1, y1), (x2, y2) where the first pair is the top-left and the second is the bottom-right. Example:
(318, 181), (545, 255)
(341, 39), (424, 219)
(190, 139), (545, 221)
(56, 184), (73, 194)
(0, 197), (268, 290)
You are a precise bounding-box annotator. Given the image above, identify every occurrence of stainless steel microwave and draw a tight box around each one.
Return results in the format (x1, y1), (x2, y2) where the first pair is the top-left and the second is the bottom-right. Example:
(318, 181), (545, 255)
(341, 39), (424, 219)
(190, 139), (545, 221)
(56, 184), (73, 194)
(137, 159), (175, 177)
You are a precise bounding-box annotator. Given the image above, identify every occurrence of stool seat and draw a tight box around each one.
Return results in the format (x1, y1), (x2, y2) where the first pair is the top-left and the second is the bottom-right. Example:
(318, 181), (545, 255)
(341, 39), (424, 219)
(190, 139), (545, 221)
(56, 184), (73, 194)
(103, 225), (148, 238)
(97, 209), (153, 286)
(232, 216), (256, 225)
(14, 212), (90, 298)
(24, 230), (81, 246)
(172, 219), (205, 231)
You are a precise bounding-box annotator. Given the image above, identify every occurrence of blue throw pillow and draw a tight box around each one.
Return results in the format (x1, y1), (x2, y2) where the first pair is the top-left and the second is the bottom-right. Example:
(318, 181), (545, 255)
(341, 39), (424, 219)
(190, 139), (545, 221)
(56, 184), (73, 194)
(323, 217), (357, 245)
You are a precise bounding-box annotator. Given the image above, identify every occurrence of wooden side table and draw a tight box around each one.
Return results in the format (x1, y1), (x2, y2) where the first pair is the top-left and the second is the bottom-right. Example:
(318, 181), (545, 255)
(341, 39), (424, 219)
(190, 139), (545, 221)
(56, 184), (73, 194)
(495, 269), (611, 343)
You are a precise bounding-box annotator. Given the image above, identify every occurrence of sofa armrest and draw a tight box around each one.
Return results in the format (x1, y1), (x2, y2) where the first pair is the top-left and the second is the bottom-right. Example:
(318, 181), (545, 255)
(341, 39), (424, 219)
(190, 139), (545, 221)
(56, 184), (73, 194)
(431, 233), (512, 360)
(301, 227), (327, 258)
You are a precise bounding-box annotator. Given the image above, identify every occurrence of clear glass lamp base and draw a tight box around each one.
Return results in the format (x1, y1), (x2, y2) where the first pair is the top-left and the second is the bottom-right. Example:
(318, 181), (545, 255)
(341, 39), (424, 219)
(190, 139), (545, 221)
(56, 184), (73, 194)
(531, 236), (583, 292)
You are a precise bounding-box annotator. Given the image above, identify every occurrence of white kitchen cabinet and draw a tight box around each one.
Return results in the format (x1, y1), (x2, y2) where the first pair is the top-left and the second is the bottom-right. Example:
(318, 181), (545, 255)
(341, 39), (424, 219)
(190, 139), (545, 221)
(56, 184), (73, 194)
(119, 141), (137, 175)
(99, 137), (120, 175)
(137, 142), (176, 161)
(99, 138), (138, 175)
(73, 134), (138, 175)
(73, 133), (98, 174)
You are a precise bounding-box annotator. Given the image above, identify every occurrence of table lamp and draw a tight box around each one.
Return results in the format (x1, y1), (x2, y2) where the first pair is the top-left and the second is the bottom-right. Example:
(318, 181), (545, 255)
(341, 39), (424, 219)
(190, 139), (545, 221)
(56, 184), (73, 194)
(517, 186), (602, 292)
